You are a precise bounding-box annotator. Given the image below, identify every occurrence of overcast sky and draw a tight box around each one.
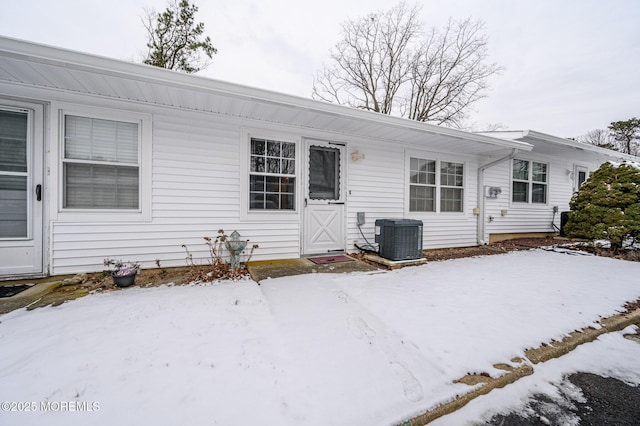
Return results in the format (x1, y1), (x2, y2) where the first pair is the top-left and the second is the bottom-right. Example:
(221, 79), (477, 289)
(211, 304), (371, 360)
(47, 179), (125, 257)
(2, 0), (639, 138)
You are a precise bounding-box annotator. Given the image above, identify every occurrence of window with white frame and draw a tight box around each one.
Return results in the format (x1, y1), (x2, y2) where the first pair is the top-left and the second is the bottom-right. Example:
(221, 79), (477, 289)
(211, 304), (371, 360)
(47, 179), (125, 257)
(409, 157), (436, 212)
(409, 157), (464, 212)
(575, 166), (588, 191)
(249, 138), (295, 210)
(512, 159), (547, 204)
(440, 161), (464, 212)
(63, 115), (140, 209)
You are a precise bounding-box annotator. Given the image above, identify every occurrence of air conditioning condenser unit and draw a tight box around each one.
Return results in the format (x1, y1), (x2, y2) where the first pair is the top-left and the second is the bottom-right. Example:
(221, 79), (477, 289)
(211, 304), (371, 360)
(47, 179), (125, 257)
(374, 219), (423, 261)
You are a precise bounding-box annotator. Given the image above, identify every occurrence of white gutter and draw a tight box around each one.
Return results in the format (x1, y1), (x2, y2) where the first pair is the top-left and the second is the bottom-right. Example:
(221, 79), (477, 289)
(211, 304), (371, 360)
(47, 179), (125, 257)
(477, 148), (519, 245)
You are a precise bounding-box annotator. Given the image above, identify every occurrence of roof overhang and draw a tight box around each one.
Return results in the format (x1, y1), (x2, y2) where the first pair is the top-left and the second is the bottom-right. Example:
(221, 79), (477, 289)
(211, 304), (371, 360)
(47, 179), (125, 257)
(478, 130), (636, 161)
(0, 36), (532, 156)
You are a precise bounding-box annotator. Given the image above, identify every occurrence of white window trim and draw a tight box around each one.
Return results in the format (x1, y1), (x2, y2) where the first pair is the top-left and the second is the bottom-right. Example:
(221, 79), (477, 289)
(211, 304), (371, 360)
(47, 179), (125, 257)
(510, 158), (549, 206)
(404, 150), (467, 215)
(52, 103), (152, 222)
(573, 165), (589, 192)
(240, 127), (302, 222)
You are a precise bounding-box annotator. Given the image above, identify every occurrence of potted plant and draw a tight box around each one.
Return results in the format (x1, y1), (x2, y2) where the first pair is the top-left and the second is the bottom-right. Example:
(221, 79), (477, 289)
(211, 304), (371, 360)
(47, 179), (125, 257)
(104, 258), (141, 287)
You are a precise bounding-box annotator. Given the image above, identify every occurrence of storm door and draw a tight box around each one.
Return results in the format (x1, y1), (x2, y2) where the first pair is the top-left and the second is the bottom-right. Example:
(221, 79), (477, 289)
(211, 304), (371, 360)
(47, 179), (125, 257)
(0, 104), (44, 276)
(302, 140), (346, 254)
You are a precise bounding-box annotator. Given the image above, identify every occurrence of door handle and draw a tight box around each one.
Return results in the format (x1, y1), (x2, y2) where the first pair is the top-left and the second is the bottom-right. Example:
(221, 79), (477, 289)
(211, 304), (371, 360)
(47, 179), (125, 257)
(35, 184), (42, 202)
(328, 202), (344, 205)
(304, 198), (307, 207)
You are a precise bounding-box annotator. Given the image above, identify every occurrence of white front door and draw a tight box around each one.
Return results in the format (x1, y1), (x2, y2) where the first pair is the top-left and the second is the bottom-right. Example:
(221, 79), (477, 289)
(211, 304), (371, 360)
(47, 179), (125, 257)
(0, 101), (44, 277)
(303, 140), (346, 255)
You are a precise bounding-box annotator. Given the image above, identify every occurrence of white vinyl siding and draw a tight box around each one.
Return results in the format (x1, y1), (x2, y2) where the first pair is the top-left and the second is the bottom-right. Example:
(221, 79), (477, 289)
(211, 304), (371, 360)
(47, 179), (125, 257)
(482, 151), (605, 243)
(44, 98), (480, 273)
(63, 115), (140, 209)
(350, 148), (477, 251)
(50, 105), (303, 274)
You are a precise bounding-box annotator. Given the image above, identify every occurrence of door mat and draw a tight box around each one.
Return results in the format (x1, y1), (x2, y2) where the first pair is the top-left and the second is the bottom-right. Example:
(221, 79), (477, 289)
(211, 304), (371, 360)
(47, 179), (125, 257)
(0, 284), (33, 298)
(308, 255), (355, 265)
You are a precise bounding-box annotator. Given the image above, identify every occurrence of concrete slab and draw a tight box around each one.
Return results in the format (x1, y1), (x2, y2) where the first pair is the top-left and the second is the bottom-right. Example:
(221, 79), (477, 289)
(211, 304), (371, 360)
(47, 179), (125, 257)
(0, 280), (64, 314)
(247, 257), (379, 283)
(364, 253), (428, 269)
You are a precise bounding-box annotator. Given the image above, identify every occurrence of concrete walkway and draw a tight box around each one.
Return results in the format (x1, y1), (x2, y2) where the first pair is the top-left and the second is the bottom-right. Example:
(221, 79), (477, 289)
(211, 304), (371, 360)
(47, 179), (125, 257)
(0, 257), (379, 313)
(247, 256), (379, 282)
(0, 277), (72, 314)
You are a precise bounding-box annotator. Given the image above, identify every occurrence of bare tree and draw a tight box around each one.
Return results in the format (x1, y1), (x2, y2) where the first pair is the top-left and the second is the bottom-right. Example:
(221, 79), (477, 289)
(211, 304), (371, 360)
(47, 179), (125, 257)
(312, 2), (502, 128)
(576, 121), (640, 156)
(313, 3), (419, 114)
(576, 129), (615, 150)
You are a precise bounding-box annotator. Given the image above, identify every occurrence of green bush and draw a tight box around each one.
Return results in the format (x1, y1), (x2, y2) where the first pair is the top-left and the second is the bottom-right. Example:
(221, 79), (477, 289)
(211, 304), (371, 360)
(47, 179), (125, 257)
(565, 161), (640, 249)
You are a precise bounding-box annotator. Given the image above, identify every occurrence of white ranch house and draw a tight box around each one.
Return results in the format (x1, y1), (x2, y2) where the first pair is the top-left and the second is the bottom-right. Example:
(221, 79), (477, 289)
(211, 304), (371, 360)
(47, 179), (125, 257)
(0, 36), (634, 278)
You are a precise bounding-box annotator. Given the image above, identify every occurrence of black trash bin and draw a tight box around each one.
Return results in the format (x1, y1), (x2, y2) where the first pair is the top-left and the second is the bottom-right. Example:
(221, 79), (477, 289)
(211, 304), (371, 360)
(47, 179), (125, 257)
(560, 211), (570, 237)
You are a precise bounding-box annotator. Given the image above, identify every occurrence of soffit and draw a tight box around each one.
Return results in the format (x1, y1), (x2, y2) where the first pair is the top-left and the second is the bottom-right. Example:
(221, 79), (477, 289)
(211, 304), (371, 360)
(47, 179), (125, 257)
(0, 37), (532, 156)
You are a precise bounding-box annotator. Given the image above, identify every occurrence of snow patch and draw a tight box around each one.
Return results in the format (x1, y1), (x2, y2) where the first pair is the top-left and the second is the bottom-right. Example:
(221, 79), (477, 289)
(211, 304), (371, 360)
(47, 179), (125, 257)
(1, 251), (639, 425)
(608, 159), (640, 170)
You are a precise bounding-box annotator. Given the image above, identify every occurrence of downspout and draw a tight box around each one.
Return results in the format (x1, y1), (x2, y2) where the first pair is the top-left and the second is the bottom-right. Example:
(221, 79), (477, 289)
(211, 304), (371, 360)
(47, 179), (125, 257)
(477, 148), (519, 245)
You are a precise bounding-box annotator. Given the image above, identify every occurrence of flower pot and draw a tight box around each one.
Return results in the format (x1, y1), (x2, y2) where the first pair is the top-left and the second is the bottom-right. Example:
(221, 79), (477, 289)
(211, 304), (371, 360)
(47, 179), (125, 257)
(112, 272), (136, 287)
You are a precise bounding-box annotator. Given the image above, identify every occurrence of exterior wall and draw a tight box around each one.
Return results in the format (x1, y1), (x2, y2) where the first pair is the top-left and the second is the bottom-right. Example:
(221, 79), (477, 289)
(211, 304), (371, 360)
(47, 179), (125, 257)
(407, 154), (480, 249)
(346, 137), (480, 250)
(7, 77), (616, 276)
(50, 104), (303, 274)
(482, 149), (607, 241)
(346, 137), (404, 252)
(1, 83), (488, 275)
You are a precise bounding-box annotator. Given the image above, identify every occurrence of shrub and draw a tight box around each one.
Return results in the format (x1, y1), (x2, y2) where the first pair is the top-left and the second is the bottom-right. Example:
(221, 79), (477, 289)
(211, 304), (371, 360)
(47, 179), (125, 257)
(565, 161), (640, 249)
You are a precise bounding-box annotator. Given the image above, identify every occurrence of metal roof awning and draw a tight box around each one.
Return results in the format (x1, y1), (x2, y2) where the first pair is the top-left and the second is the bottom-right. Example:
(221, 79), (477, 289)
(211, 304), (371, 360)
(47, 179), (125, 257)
(478, 130), (635, 161)
(0, 36), (532, 156)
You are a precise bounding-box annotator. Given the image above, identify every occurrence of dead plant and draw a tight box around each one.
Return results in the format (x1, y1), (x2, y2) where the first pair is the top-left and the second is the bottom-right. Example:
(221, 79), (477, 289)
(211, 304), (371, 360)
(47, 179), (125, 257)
(181, 230), (258, 282)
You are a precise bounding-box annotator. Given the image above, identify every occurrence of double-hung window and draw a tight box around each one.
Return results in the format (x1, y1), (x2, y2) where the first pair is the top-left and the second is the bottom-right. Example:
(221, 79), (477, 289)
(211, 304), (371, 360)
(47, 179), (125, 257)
(249, 138), (295, 210)
(409, 157), (464, 212)
(409, 158), (436, 212)
(440, 161), (464, 212)
(63, 115), (140, 210)
(512, 159), (547, 204)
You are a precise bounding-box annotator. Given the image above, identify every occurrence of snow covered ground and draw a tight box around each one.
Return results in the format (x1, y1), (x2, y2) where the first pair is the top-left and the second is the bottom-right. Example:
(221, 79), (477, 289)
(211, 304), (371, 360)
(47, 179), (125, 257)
(1, 249), (639, 426)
